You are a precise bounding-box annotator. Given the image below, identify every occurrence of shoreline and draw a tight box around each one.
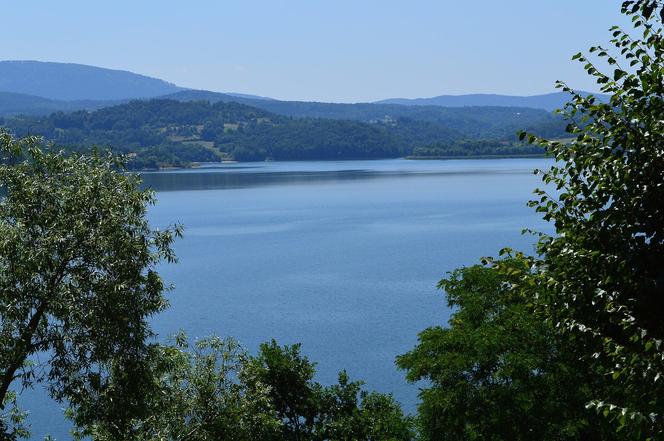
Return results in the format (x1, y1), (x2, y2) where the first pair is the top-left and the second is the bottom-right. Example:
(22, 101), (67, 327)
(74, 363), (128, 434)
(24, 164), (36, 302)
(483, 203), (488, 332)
(405, 153), (546, 160)
(135, 154), (548, 172)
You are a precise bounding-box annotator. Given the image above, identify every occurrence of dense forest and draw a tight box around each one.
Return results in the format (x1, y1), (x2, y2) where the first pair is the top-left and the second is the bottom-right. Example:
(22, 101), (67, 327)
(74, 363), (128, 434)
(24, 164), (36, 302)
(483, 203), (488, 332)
(0, 98), (565, 168)
(163, 89), (567, 131)
(409, 139), (545, 158)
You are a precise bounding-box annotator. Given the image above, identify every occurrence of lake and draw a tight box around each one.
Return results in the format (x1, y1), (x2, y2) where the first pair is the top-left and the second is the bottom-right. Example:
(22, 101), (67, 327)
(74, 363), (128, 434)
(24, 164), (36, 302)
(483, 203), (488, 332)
(22, 157), (554, 439)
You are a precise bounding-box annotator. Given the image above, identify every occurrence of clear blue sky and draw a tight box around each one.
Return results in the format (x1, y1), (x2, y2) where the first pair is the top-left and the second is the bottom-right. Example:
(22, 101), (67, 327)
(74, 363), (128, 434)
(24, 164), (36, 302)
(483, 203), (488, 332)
(1, 1), (628, 102)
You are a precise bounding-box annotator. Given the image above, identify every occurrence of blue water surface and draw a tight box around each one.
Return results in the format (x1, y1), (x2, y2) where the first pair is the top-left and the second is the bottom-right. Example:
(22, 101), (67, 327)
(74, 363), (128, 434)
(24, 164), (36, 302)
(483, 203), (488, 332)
(22, 157), (554, 439)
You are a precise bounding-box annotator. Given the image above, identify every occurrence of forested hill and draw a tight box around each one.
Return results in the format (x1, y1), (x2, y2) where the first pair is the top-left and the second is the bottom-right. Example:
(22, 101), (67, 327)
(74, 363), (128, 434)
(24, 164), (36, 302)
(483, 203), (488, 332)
(161, 90), (565, 136)
(1, 100), (453, 168)
(0, 87), (567, 139)
(1, 99), (561, 168)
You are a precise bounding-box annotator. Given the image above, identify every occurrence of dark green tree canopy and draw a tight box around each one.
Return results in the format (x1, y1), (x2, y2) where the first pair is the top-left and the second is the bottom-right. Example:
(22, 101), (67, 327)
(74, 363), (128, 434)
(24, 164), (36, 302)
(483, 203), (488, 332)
(519, 2), (663, 437)
(82, 336), (414, 441)
(246, 340), (414, 441)
(397, 260), (613, 441)
(78, 335), (283, 441)
(621, 0), (664, 21)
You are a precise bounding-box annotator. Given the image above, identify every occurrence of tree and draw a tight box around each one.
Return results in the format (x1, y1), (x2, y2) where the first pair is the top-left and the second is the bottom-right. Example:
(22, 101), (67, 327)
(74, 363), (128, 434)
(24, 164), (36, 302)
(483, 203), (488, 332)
(519, 2), (664, 437)
(397, 260), (613, 441)
(0, 130), (181, 438)
(80, 334), (283, 441)
(81, 336), (413, 441)
(244, 341), (319, 440)
(244, 340), (414, 441)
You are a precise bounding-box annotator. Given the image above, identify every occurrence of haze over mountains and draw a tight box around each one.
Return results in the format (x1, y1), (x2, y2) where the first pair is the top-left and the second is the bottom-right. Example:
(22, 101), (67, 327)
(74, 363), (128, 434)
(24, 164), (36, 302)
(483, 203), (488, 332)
(0, 60), (573, 168)
(0, 60), (600, 116)
(0, 61), (274, 116)
(0, 60), (182, 101)
(376, 92), (608, 112)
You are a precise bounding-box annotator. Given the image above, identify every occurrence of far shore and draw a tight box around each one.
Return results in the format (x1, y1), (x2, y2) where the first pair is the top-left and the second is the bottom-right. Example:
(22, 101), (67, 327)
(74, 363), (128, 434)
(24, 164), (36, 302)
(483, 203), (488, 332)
(405, 153), (546, 160)
(136, 154), (549, 172)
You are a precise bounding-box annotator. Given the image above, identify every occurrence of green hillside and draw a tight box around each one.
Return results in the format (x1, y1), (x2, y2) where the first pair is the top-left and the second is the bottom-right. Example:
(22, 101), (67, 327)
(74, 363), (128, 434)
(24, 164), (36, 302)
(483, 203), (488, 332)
(1, 98), (562, 168)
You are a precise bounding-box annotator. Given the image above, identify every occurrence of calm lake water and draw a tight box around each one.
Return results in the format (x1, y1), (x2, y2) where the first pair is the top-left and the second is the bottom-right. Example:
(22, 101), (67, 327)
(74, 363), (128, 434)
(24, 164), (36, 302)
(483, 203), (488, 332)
(22, 158), (554, 439)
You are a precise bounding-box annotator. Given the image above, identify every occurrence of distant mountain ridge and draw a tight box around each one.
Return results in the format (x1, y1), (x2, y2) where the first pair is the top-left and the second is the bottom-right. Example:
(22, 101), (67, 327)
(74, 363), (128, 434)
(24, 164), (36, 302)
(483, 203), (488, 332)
(376, 92), (609, 112)
(0, 61), (279, 116)
(0, 60), (183, 101)
(0, 61), (606, 115)
(0, 91), (126, 116)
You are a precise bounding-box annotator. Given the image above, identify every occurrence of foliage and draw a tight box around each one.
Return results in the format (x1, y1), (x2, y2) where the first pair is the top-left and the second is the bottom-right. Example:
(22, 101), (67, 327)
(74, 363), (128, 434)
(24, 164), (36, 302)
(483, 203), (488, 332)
(80, 335), (282, 441)
(0, 130), (181, 438)
(244, 341), (318, 439)
(622, 0), (664, 21)
(397, 260), (613, 441)
(1, 98), (567, 167)
(0, 392), (28, 441)
(231, 99), (565, 139)
(518, 3), (664, 438)
(245, 340), (414, 441)
(410, 139), (544, 158)
(81, 337), (413, 441)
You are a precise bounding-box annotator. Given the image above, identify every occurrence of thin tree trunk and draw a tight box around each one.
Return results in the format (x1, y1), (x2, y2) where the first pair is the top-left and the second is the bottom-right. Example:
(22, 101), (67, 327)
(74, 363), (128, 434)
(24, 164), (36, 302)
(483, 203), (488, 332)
(0, 260), (67, 408)
(0, 300), (48, 408)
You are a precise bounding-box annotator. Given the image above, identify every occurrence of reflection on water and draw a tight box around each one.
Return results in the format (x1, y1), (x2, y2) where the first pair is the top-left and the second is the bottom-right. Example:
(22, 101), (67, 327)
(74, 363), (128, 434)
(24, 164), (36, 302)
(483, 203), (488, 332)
(140, 158), (540, 192)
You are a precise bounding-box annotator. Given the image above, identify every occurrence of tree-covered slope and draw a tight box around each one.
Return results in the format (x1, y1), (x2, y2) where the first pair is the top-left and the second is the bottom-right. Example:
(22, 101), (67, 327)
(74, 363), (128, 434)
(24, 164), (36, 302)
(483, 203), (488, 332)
(1, 88), (565, 141)
(0, 98), (565, 168)
(162, 89), (565, 137)
(0, 100), (458, 167)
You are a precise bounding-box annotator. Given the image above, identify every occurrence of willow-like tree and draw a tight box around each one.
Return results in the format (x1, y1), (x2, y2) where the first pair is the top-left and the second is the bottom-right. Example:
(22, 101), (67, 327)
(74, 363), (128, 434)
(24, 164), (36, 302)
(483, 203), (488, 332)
(81, 335), (414, 441)
(0, 131), (181, 438)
